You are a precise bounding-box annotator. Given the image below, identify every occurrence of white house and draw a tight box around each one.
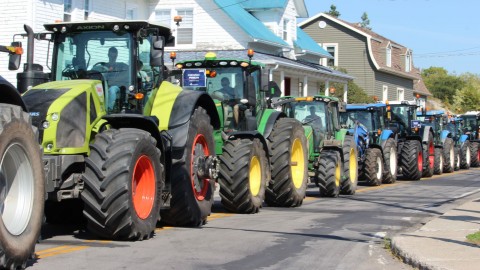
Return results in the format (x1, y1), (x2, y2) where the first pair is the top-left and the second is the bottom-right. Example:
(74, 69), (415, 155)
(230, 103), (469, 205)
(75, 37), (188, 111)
(0, 0), (352, 98)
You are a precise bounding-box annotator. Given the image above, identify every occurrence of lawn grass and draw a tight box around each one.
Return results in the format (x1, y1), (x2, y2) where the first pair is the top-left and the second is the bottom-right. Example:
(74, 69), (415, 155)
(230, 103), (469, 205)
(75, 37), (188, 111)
(466, 231), (480, 246)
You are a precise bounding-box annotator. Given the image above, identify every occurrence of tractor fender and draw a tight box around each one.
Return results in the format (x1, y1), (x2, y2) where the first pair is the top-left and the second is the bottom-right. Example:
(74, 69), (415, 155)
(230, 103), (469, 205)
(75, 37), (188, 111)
(335, 128), (349, 143)
(421, 125), (434, 143)
(440, 130), (451, 143)
(0, 75), (27, 111)
(257, 109), (286, 139)
(380, 129), (395, 143)
(459, 134), (468, 144)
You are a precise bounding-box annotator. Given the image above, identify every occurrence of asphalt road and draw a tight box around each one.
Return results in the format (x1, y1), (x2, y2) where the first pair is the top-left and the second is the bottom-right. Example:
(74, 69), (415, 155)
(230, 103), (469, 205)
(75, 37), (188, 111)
(28, 168), (480, 270)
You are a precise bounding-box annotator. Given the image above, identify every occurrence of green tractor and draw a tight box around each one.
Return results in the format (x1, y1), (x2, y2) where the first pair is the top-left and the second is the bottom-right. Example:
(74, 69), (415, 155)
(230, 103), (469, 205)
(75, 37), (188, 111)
(173, 51), (308, 212)
(14, 21), (222, 240)
(0, 45), (44, 269)
(272, 95), (358, 197)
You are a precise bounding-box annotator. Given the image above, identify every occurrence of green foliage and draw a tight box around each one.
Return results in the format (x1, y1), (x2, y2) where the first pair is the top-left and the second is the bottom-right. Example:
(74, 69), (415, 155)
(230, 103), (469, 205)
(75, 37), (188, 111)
(422, 67), (464, 107)
(326, 4), (340, 17)
(360, 12), (371, 30)
(452, 73), (480, 113)
(466, 231), (480, 245)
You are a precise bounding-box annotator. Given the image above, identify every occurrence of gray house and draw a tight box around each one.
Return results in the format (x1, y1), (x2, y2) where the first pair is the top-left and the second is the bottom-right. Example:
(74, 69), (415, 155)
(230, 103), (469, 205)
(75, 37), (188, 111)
(299, 13), (430, 104)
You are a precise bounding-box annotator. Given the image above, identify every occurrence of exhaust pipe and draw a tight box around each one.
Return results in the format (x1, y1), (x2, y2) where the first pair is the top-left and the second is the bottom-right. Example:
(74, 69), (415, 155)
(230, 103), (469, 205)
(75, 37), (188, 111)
(24, 24), (34, 72)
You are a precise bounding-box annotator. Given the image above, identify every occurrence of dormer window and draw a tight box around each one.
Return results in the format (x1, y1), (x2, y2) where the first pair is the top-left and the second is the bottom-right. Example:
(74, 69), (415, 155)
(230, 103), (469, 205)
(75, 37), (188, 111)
(386, 43), (392, 67)
(405, 50), (412, 72)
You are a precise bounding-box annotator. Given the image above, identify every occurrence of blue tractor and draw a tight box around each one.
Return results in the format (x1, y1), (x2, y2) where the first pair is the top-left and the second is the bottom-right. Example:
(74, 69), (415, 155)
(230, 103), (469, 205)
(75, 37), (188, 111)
(416, 110), (464, 173)
(460, 111), (480, 167)
(341, 103), (398, 186)
(445, 115), (471, 170)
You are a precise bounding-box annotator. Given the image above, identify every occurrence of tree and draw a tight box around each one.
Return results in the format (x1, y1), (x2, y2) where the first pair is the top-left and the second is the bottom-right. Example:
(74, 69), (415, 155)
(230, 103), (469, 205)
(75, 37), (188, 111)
(452, 73), (480, 113)
(360, 12), (371, 30)
(328, 68), (373, 103)
(422, 67), (464, 108)
(326, 4), (340, 17)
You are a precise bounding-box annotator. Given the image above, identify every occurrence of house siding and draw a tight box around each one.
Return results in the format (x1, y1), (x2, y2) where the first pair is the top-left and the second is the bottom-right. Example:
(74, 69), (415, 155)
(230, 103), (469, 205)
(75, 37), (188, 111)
(301, 17), (376, 95)
(375, 71), (414, 100)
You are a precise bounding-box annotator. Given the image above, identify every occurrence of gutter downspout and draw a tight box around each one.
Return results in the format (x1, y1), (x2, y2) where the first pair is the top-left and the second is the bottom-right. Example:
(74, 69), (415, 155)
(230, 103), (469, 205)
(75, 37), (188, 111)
(269, 64), (279, 82)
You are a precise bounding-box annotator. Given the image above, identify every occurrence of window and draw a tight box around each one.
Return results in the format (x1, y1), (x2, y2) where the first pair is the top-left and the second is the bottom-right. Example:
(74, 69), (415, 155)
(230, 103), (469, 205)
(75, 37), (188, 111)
(177, 9), (193, 45)
(64, 0), (72, 22)
(84, 0), (90, 20)
(405, 50), (412, 72)
(282, 19), (289, 41)
(321, 43), (338, 67)
(386, 43), (392, 67)
(382, 85), (388, 101)
(397, 88), (404, 101)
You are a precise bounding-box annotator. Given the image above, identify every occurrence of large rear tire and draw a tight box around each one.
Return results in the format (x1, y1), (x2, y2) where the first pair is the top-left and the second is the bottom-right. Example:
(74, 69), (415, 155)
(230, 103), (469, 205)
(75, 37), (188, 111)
(161, 108), (215, 226)
(454, 146), (460, 171)
(470, 142), (480, 167)
(266, 118), (308, 207)
(442, 138), (455, 173)
(382, 138), (397, 184)
(364, 148), (383, 186)
(82, 128), (163, 240)
(218, 138), (268, 213)
(400, 140), (422, 180)
(340, 135), (358, 195)
(460, 141), (471, 169)
(422, 133), (434, 177)
(317, 150), (341, 197)
(433, 148), (443, 175)
(0, 104), (44, 269)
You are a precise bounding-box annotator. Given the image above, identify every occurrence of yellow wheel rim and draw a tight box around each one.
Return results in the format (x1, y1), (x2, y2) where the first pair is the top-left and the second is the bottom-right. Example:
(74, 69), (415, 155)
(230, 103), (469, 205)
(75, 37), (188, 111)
(291, 138), (306, 189)
(335, 160), (341, 187)
(349, 148), (357, 183)
(249, 156), (262, 196)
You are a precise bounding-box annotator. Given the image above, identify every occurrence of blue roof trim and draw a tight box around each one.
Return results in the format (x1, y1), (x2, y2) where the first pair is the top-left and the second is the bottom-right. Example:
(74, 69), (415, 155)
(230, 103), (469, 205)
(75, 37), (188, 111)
(241, 0), (288, 9)
(294, 28), (332, 58)
(417, 110), (445, 116)
(214, 0), (289, 47)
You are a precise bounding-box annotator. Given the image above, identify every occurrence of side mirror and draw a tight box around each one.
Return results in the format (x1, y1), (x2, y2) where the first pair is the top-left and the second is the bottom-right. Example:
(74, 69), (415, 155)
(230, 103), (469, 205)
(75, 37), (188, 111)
(8, 42), (22, 71)
(150, 36), (165, 67)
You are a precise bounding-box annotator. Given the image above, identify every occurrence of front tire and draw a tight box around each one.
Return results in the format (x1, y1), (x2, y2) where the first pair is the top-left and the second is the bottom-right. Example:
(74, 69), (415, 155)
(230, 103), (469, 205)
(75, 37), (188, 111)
(82, 128), (163, 240)
(460, 141), (471, 169)
(422, 133), (434, 177)
(266, 118), (308, 207)
(340, 135), (358, 195)
(364, 148), (383, 186)
(470, 142), (480, 167)
(161, 108), (215, 226)
(433, 148), (443, 175)
(400, 140), (422, 180)
(0, 104), (44, 269)
(317, 150), (342, 197)
(443, 138), (455, 173)
(382, 138), (397, 184)
(218, 138), (268, 213)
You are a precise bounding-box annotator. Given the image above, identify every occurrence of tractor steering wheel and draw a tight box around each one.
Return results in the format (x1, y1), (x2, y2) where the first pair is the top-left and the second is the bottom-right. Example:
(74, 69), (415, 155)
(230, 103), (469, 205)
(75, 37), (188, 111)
(92, 62), (109, 72)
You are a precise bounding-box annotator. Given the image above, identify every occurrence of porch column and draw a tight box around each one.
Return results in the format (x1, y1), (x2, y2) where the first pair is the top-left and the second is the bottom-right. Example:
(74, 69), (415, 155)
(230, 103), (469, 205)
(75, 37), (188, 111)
(303, 75), (308, 97)
(324, 80), (330, 96)
(343, 83), (348, 102)
(280, 70), (285, 96)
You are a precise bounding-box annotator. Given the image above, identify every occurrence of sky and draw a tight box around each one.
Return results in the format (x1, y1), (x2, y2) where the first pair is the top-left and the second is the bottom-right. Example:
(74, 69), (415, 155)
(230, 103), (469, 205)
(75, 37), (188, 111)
(301, 0), (480, 75)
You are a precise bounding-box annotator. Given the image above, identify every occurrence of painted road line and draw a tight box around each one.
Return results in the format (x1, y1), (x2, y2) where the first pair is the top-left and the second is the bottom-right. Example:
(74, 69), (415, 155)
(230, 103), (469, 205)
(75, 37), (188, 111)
(36, 245), (89, 259)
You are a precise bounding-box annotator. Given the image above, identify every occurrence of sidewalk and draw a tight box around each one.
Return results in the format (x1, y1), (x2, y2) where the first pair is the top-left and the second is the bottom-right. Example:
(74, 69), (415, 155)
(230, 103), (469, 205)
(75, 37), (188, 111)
(391, 198), (480, 270)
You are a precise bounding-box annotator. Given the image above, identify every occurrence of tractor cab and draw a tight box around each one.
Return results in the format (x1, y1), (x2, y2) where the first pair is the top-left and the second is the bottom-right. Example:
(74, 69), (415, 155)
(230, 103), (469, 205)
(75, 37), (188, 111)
(174, 50), (268, 132)
(387, 100), (421, 137)
(18, 21), (173, 114)
(341, 103), (386, 143)
(416, 110), (448, 144)
(461, 111), (480, 140)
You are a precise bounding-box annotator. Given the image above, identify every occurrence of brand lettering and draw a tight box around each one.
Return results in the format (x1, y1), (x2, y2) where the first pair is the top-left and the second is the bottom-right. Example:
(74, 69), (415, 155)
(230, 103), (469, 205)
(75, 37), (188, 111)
(76, 25), (105, 30)
(30, 112), (40, 117)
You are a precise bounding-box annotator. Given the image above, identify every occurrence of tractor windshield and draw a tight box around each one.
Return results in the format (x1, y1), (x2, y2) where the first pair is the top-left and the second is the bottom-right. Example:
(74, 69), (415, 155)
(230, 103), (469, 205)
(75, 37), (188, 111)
(463, 115), (478, 132)
(182, 67), (245, 101)
(341, 110), (374, 130)
(54, 31), (135, 113)
(390, 105), (417, 128)
(284, 101), (327, 134)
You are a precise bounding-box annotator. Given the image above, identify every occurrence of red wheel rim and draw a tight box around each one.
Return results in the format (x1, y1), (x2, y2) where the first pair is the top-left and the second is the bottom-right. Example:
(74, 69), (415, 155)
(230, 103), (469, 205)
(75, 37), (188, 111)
(428, 142), (434, 168)
(190, 134), (210, 201)
(418, 147), (423, 173)
(478, 149), (480, 162)
(132, 155), (156, 220)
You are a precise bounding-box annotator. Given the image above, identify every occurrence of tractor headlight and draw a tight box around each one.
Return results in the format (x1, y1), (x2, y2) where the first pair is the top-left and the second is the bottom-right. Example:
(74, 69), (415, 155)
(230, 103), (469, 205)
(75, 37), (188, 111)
(46, 143), (53, 151)
(41, 120), (50, 129)
(51, 112), (59, 121)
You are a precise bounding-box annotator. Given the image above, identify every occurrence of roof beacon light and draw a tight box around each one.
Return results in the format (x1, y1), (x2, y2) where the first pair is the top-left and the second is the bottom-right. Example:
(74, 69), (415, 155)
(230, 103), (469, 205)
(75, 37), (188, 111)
(205, 52), (217, 60)
(247, 49), (254, 58)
